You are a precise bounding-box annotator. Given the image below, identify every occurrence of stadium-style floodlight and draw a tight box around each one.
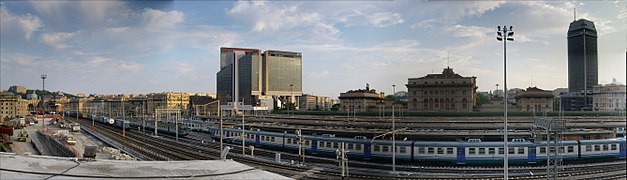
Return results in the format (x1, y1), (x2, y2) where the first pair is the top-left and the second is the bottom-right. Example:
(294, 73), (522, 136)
(497, 25), (514, 180)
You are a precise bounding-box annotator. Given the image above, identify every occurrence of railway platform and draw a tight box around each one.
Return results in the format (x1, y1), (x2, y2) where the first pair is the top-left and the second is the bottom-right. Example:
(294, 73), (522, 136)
(0, 153), (289, 179)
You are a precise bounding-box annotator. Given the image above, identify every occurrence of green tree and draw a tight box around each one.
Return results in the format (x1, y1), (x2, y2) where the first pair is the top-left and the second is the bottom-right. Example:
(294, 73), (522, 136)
(476, 93), (487, 106)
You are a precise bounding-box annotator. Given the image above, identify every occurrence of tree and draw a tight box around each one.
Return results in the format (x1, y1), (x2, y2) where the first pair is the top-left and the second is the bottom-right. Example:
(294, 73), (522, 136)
(476, 93), (487, 106)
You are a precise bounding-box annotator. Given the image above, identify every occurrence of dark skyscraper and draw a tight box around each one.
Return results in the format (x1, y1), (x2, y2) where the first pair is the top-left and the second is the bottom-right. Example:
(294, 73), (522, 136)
(565, 19), (598, 111)
(568, 19), (598, 94)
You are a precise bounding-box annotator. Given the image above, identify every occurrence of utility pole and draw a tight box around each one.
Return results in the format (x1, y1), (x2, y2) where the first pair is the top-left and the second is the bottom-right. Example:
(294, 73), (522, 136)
(497, 25), (514, 180)
(392, 84), (396, 173)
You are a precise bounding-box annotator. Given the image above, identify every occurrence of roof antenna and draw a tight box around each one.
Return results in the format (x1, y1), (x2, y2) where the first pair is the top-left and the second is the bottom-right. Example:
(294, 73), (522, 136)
(447, 51), (450, 69)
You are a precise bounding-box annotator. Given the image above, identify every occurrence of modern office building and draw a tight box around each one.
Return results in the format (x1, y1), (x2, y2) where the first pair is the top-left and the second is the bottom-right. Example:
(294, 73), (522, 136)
(262, 50), (303, 105)
(406, 67), (477, 112)
(566, 19), (598, 110)
(216, 47), (302, 113)
(216, 47), (262, 107)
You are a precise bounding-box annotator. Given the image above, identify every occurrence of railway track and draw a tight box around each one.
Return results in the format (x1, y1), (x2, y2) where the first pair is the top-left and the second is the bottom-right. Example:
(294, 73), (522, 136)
(66, 117), (626, 179)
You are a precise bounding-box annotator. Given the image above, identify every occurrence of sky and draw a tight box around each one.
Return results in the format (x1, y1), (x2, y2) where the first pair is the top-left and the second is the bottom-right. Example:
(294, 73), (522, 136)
(1, 1), (626, 97)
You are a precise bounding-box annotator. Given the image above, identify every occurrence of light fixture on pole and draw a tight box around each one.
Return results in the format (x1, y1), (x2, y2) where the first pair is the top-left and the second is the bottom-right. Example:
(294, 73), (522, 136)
(497, 25), (514, 180)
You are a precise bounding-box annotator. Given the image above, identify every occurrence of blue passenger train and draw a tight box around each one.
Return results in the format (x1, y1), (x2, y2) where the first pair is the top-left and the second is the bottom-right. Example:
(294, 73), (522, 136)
(205, 126), (626, 165)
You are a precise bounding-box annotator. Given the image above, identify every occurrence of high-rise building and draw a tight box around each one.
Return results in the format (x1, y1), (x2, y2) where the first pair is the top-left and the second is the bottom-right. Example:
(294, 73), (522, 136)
(216, 48), (302, 112)
(262, 50), (303, 103)
(216, 47), (262, 106)
(566, 19), (597, 110)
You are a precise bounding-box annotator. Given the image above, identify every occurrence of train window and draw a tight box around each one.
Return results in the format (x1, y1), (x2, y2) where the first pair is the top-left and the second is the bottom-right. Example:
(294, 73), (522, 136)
(399, 146), (407, 154)
(447, 148), (454, 155)
(348, 144), (354, 150)
(498, 148), (504, 154)
(489, 148), (495, 155)
(602, 144), (608, 151)
(594, 145), (600, 151)
(374, 145), (380, 152)
(319, 142), (324, 147)
(305, 141), (310, 146)
(428, 147), (434, 154)
(479, 148), (486, 155)
(508, 147), (515, 154)
(287, 139), (292, 144)
(586, 145), (592, 152)
(540, 147), (546, 154)
(333, 143), (339, 149)
(271, 137), (275, 142)
(611, 144), (617, 150)
(418, 147), (425, 154)
(469, 148), (476, 155)
(568, 146), (574, 153)
(382, 146), (389, 152)
(356, 144), (361, 151)
(326, 142), (331, 147)
(437, 148), (444, 154)
(518, 148), (525, 154)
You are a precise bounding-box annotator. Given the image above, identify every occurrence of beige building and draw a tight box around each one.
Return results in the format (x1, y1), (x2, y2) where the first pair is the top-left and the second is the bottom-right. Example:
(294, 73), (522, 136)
(515, 87), (554, 112)
(8, 85), (27, 94)
(0, 92), (29, 120)
(406, 67), (477, 112)
(299, 94), (336, 111)
(593, 82), (626, 111)
(67, 98), (86, 114)
(339, 85), (384, 112)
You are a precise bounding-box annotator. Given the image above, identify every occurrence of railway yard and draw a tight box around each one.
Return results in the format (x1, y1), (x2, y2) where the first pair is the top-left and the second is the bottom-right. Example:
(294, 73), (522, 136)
(1, 114), (626, 179)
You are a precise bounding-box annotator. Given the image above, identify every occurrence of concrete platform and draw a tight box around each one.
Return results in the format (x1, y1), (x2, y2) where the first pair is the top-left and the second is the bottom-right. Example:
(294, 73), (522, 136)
(0, 153), (289, 179)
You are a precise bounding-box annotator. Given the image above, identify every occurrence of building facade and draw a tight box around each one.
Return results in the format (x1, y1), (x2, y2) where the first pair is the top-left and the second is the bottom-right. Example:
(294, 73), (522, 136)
(406, 67), (477, 112)
(217, 47), (262, 106)
(262, 50), (303, 102)
(0, 92), (29, 120)
(567, 19), (598, 110)
(515, 87), (554, 112)
(299, 94), (335, 111)
(8, 85), (27, 94)
(338, 85), (384, 113)
(593, 82), (626, 111)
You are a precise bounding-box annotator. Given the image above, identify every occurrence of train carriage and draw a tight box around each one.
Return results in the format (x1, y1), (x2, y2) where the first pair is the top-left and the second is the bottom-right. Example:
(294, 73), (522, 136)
(413, 141), (459, 163)
(579, 139), (623, 159)
(534, 140), (579, 163)
(370, 140), (412, 161)
(461, 141), (534, 165)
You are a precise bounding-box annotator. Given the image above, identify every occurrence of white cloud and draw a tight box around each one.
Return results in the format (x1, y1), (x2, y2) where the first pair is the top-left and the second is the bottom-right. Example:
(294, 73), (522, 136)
(0, 5), (42, 41)
(228, 1), (341, 43)
(448, 24), (492, 38)
(40, 31), (78, 49)
(366, 12), (404, 27)
(140, 8), (184, 29)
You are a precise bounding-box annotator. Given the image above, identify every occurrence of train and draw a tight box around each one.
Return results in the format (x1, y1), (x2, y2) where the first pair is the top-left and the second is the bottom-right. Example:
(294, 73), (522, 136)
(201, 126), (626, 165)
(74, 112), (190, 137)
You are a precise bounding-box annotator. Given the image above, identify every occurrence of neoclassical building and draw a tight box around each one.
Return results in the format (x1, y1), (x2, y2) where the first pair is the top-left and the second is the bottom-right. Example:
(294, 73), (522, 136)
(338, 85), (384, 113)
(515, 87), (554, 112)
(406, 67), (477, 112)
(593, 82), (626, 111)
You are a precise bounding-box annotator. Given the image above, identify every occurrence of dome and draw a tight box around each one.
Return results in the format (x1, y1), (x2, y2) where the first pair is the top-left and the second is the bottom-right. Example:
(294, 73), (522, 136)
(27, 91), (38, 100)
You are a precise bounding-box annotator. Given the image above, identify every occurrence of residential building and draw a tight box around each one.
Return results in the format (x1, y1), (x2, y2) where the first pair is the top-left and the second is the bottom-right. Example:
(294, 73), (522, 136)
(8, 85), (27, 94)
(593, 81), (626, 111)
(552, 88), (569, 111)
(338, 84), (384, 112)
(0, 92), (29, 120)
(298, 94), (334, 111)
(515, 87), (554, 112)
(67, 98), (86, 114)
(406, 67), (477, 112)
(567, 19), (598, 110)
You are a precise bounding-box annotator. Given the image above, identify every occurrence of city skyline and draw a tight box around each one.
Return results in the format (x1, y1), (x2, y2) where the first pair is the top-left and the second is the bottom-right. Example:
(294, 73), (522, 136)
(1, 1), (625, 96)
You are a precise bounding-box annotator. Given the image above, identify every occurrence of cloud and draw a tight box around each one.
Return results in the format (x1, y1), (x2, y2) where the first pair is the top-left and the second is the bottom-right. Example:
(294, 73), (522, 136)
(366, 12), (404, 27)
(448, 24), (492, 38)
(0, 5), (42, 41)
(228, 1), (341, 43)
(140, 8), (184, 29)
(40, 31), (78, 49)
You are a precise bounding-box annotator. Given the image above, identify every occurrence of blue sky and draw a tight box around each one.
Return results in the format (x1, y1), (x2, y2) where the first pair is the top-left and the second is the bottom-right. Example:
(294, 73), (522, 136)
(1, 1), (625, 97)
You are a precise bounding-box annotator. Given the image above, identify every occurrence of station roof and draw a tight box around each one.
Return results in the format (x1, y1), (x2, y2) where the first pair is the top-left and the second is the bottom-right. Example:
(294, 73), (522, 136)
(0, 153), (288, 179)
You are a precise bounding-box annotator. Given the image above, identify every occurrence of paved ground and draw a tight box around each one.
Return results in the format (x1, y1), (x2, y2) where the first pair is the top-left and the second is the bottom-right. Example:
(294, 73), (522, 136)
(1, 153), (289, 179)
(10, 119), (110, 158)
